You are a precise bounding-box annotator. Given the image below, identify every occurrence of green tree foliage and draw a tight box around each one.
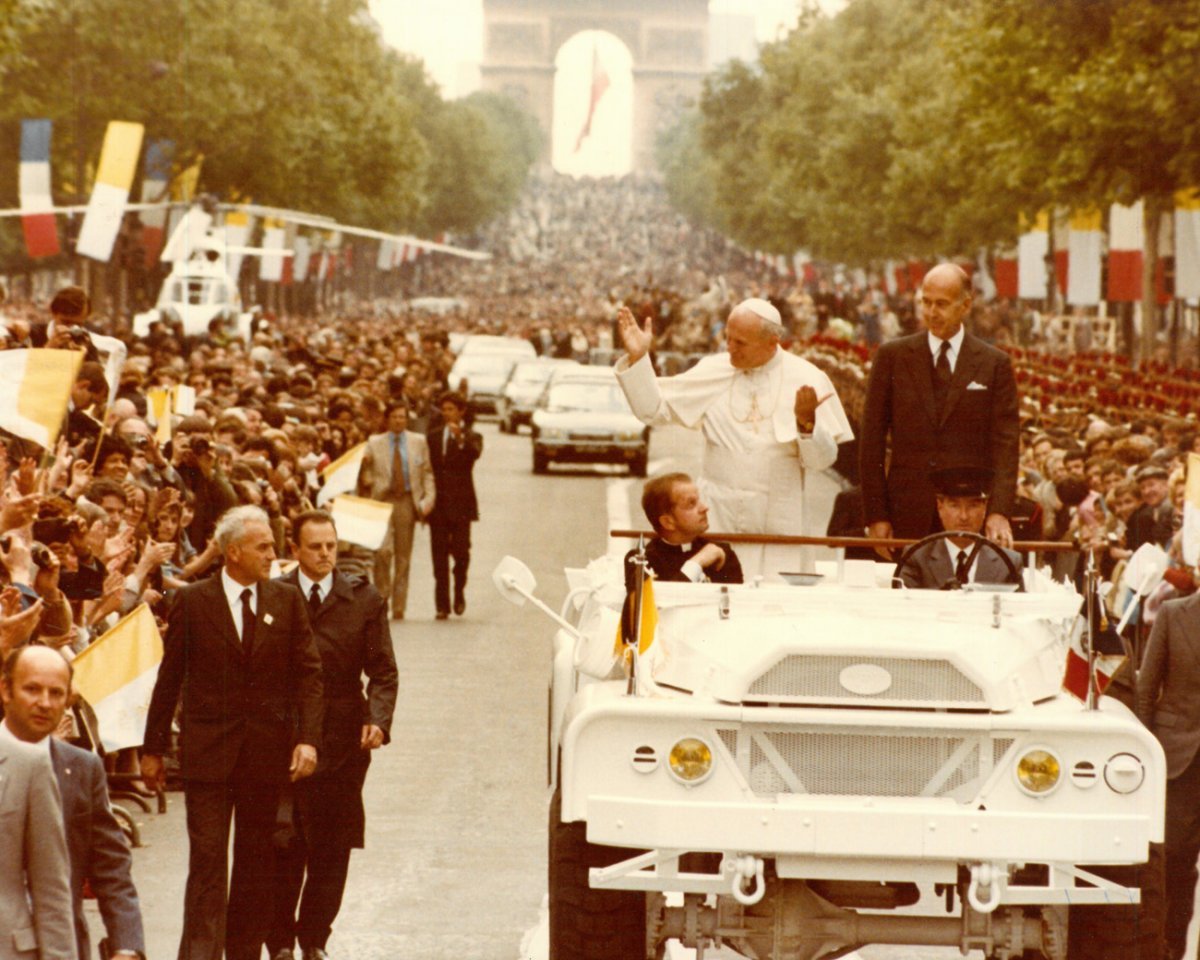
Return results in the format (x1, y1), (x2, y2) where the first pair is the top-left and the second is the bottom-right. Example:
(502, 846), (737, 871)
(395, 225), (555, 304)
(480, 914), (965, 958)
(0, 0), (541, 262)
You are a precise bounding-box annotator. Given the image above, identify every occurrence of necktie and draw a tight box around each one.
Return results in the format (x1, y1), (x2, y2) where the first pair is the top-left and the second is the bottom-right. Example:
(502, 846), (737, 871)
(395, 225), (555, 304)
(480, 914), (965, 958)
(240, 588), (255, 650)
(954, 548), (971, 584)
(391, 434), (410, 498)
(933, 340), (952, 416)
(308, 583), (322, 619)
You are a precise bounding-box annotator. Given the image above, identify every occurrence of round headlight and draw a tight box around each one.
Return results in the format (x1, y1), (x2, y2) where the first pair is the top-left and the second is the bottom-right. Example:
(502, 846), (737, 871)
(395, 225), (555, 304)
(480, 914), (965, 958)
(1015, 748), (1061, 796)
(668, 737), (714, 785)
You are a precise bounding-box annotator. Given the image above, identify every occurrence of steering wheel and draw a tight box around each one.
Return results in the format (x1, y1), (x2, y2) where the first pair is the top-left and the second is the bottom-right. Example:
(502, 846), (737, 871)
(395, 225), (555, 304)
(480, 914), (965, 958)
(892, 530), (1024, 592)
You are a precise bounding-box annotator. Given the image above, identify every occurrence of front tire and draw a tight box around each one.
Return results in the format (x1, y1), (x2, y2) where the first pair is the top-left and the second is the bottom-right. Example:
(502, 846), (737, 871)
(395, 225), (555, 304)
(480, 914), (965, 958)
(533, 447), (550, 474)
(630, 450), (648, 478)
(548, 786), (646, 960)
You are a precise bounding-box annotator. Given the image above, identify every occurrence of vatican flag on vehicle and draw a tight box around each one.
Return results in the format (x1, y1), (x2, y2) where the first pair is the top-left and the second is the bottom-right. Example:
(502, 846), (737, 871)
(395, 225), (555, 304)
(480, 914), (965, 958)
(72, 604), (163, 752)
(316, 442), (366, 507)
(328, 494), (392, 550)
(615, 571), (658, 658)
(0, 348), (83, 448)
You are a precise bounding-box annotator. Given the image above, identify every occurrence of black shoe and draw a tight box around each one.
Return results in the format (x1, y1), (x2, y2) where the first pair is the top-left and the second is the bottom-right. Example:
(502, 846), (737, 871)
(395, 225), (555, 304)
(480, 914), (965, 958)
(301, 950), (330, 960)
(436, 611), (449, 620)
(454, 597), (465, 616)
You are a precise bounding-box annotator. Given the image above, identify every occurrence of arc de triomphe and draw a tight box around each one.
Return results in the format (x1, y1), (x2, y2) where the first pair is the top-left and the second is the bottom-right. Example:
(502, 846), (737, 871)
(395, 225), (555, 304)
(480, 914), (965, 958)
(479, 0), (709, 174)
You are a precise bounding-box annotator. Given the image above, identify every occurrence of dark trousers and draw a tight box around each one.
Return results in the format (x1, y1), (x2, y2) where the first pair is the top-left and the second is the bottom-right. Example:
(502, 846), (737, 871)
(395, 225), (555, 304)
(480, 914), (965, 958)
(269, 775), (363, 953)
(179, 779), (281, 960)
(430, 517), (471, 614)
(1166, 751), (1200, 960)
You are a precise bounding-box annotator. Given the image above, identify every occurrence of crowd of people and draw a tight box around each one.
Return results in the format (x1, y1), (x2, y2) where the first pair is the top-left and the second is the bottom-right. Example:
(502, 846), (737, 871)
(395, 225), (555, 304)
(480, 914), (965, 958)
(2, 171), (1200, 958)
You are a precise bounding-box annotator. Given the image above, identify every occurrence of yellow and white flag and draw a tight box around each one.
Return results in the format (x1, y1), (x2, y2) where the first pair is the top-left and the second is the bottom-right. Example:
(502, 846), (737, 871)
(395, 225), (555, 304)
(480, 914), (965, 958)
(316, 442), (365, 507)
(329, 494), (393, 550)
(1176, 189), (1200, 301)
(72, 604), (164, 752)
(146, 387), (172, 444)
(259, 217), (286, 282)
(76, 120), (145, 261)
(0, 348), (83, 448)
(1066, 208), (1103, 307)
(1017, 210), (1050, 300)
(1183, 453), (1200, 566)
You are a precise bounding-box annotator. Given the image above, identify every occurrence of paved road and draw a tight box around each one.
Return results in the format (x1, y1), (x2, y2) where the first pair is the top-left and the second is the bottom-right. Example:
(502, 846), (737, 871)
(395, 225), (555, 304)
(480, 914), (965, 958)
(96, 419), (1181, 959)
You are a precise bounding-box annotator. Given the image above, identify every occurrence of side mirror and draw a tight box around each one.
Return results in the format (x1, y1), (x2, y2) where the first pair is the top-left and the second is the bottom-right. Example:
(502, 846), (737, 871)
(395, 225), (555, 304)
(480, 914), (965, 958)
(493, 555), (536, 607)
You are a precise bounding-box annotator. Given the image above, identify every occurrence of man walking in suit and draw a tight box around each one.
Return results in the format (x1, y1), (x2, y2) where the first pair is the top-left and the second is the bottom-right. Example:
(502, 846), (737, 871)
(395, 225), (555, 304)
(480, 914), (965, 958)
(427, 392), (483, 619)
(141, 504), (324, 960)
(0, 645), (144, 960)
(0, 717), (75, 960)
(627, 473), (743, 585)
(860, 263), (1019, 551)
(895, 467), (1022, 589)
(268, 510), (398, 960)
(357, 401), (436, 620)
(1137, 592), (1200, 959)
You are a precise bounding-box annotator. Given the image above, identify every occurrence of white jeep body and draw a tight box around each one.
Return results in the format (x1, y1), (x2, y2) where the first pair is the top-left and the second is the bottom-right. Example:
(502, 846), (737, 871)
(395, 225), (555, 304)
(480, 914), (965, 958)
(547, 558), (1166, 959)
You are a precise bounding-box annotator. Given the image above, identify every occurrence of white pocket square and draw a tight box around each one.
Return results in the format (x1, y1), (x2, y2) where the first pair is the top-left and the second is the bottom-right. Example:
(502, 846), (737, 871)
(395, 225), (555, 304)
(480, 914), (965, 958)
(966, 381), (988, 391)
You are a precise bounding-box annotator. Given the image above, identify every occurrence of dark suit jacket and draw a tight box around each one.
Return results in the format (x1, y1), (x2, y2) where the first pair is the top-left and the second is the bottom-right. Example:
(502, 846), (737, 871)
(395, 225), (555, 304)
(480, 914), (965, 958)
(1137, 592), (1200, 779)
(144, 575), (324, 783)
(48, 740), (144, 960)
(859, 332), (1019, 538)
(897, 540), (1022, 590)
(626, 537), (744, 586)
(282, 570), (398, 848)
(427, 425), (482, 524)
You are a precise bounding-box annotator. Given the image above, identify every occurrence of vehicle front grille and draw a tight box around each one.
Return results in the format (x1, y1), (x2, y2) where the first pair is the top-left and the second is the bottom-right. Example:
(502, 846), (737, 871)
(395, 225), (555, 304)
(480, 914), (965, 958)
(746, 655), (986, 708)
(716, 727), (1015, 802)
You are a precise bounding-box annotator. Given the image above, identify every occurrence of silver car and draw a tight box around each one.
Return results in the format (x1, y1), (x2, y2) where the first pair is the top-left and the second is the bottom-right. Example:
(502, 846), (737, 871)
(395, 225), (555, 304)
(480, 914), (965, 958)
(530, 368), (649, 476)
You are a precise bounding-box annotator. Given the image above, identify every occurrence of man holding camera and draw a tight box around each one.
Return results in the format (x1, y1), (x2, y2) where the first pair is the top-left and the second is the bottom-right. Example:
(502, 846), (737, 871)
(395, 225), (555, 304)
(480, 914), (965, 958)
(173, 416), (237, 552)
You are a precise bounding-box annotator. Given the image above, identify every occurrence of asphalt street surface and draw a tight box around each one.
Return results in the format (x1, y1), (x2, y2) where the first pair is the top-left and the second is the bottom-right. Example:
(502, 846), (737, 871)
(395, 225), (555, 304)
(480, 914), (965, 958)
(93, 419), (1188, 960)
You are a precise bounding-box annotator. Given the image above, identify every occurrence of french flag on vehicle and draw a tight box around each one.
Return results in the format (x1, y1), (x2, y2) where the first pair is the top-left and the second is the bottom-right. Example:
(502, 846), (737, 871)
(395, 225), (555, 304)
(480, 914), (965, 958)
(19, 119), (60, 258)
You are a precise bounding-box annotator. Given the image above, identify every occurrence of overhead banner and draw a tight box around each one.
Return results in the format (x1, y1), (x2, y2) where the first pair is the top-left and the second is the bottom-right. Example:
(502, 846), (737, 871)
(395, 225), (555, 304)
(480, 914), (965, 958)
(19, 119), (60, 258)
(1107, 202), (1144, 303)
(76, 120), (145, 262)
(259, 217), (286, 282)
(1066, 208), (1102, 307)
(1017, 210), (1049, 300)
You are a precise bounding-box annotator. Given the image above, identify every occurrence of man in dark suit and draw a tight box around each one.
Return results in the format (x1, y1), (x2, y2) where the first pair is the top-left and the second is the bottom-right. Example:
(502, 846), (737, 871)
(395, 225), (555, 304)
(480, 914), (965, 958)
(426, 392), (483, 619)
(268, 510), (398, 960)
(860, 263), (1019, 552)
(141, 504), (324, 960)
(1137, 592), (1200, 959)
(627, 473), (743, 585)
(0, 645), (144, 960)
(895, 467), (1022, 589)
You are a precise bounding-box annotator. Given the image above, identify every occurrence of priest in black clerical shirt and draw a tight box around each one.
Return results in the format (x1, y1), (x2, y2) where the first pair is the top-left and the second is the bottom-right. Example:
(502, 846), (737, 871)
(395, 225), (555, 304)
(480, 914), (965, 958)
(626, 473), (743, 586)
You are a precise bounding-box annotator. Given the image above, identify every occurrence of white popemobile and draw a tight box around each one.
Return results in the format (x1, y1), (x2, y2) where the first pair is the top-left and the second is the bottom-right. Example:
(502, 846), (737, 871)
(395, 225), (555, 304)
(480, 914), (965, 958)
(495, 537), (1165, 960)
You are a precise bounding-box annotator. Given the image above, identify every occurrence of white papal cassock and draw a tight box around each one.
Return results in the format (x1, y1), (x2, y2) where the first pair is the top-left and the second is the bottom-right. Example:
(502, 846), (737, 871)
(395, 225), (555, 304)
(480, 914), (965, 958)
(616, 349), (854, 579)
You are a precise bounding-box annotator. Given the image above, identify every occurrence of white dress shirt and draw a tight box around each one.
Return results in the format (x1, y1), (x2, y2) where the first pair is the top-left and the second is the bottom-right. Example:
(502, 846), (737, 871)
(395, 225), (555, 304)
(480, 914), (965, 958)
(221, 570), (257, 641)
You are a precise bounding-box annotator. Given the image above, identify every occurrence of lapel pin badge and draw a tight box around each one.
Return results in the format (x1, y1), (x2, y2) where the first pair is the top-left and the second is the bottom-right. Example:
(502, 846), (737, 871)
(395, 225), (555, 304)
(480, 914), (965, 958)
(264, 613), (274, 626)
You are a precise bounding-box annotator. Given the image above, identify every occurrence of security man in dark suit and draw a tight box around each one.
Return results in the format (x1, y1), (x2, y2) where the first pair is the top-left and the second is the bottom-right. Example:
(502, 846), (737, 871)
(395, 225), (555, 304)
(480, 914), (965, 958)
(860, 263), (1019, 552)
(141, 504), (324, 960)
(427, 392), (483, 619)
(0, 645), (145, 960)
(268, 510), (398, 960)
(1137, 591), (1200, 959)
(895, 467), (1022, 590)
(626, 473), (743, 585)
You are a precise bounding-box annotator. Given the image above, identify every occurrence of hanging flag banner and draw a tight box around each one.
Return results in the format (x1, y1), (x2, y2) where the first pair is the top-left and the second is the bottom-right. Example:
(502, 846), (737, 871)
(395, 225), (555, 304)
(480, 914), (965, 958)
(76, 121), (145, 262)
(293, 236), (312, 282)
(377, 238), (395, 271)
(1017, 210), (1049, 300)
(19, 119), (60, 258)
(0, 349), (83, 448)
(259, 217), (286, 281)
(328, 494), (392, 550)
(1176, 188), (1200, 302)
(1066, 208), (1102, 307)
(575, 42), (611, 152)
(1107, 202), (1144, 303)
(139, 139), (173, 265)
(316, 441), (366, 507)
(1183, 453), (1200, 566)
(223, 209), (254, 281)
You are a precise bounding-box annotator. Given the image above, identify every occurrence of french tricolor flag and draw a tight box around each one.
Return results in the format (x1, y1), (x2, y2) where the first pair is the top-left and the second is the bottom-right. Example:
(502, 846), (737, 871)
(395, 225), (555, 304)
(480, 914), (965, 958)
(139, 139), (173, 266)
(19, 119), (60, 258)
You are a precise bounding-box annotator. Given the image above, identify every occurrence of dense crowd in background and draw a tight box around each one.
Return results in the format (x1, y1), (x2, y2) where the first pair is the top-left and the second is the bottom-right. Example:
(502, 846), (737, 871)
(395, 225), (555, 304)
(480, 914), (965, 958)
(0, 172), (1196, 677)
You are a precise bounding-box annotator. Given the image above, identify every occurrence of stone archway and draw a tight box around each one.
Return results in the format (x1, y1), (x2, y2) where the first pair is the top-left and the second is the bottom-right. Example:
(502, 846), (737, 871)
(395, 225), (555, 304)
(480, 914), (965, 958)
(480, 0), (709, 174)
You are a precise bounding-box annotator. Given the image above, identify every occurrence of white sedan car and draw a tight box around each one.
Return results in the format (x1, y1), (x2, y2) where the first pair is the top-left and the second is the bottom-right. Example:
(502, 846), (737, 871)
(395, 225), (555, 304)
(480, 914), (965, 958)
(530, 368), (649, 476)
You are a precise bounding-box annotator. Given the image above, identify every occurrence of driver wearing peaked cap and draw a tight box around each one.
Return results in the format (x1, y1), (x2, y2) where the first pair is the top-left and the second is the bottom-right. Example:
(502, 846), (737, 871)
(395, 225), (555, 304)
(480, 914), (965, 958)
(896, 467), (1023, 590)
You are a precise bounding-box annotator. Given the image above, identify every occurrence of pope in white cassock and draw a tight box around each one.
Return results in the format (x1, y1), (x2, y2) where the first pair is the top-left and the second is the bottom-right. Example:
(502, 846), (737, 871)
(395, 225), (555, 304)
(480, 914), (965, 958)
(615, 298), (854, 579)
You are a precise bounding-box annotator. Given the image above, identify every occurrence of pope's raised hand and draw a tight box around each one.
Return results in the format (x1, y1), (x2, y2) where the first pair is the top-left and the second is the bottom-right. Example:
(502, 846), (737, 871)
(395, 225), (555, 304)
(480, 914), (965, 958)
(617, 306), (654, 364)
